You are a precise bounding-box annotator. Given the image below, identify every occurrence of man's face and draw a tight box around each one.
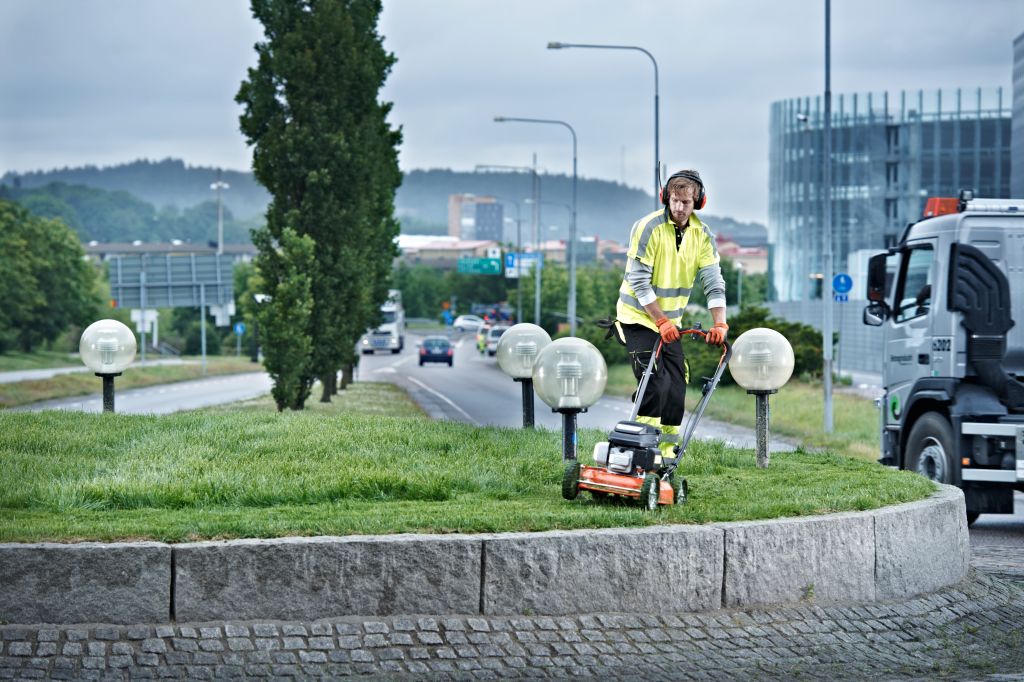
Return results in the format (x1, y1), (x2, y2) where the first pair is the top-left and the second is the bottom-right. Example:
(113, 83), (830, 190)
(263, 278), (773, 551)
(668, 188), (695, 225)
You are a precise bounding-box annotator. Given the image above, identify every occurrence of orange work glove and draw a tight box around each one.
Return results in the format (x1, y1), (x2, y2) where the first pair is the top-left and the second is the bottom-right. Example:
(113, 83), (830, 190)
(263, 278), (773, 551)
(654, 317), (680, 344)
(706, 322), (729, 346)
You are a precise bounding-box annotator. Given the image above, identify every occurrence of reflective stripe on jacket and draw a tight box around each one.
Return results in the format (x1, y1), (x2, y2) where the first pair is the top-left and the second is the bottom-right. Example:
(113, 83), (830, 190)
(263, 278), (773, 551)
(615, 208), (720, 331)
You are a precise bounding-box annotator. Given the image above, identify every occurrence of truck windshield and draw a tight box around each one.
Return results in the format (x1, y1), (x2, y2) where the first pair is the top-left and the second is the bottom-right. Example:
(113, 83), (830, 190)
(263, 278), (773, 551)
(381, 311), (396, 324)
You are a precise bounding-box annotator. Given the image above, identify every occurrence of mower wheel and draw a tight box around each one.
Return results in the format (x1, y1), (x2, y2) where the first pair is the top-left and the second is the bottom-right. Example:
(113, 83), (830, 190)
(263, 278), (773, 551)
(639, 473), (660, 511)
(561, 461), (580, 500)
(675, 477), (689, 504)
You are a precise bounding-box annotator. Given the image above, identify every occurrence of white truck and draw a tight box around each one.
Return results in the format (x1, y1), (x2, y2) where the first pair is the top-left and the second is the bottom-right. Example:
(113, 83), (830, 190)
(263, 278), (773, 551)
(360, 289), (405, 355)
(862, 192), (1024, 524)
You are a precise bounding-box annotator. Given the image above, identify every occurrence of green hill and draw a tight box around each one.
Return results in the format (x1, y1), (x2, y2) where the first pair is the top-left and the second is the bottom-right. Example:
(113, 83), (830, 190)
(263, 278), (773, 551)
(1, 160), (767, 246)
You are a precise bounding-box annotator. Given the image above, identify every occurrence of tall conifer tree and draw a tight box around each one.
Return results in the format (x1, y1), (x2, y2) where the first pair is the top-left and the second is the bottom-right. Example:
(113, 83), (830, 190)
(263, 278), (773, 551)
(238, 0), (402, 406)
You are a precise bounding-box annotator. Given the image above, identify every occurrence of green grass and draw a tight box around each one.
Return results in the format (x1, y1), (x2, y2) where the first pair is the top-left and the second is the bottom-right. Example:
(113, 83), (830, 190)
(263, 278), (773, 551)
(0, 381), (933, 543)
(0, 350), (81, 371)
(607, 364), (881, 461)
(0, 356), (263, 409)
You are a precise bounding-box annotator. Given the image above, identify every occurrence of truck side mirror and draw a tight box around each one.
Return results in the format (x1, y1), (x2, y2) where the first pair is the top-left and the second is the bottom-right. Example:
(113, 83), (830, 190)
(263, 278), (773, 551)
(866, 253), (888, 303)
(863, 302), (887, 326)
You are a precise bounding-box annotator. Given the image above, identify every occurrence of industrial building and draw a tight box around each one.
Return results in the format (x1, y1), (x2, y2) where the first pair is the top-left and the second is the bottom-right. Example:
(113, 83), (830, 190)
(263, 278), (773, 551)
(768, 87), (1013, 302)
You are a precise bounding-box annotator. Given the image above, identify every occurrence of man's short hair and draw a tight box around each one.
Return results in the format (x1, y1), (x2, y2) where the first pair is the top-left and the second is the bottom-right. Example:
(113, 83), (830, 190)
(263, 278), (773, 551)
(666, 170), (701, 200)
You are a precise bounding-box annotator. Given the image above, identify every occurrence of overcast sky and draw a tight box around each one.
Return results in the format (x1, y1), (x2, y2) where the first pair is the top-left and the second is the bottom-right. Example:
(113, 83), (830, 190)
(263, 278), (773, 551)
(1, 1), (1022, 224)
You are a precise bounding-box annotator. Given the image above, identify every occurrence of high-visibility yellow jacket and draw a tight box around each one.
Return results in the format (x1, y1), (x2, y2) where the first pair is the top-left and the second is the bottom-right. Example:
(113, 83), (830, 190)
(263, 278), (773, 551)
(616, 208), (723, 332)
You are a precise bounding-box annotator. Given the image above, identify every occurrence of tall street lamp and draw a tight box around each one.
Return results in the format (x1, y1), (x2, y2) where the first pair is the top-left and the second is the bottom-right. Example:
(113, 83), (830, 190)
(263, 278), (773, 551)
(494, 116), (579, 336)
(548, 41), (659, 209)
(210, 170), (230, 256)
(822, 0), (835, 433)
(475, 163), (543, 326)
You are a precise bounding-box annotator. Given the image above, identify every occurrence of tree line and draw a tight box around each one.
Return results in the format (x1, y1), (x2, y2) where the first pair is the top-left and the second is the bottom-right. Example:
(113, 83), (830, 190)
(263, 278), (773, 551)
(0, 200), (104, 353)
(0, 182), (258, 246)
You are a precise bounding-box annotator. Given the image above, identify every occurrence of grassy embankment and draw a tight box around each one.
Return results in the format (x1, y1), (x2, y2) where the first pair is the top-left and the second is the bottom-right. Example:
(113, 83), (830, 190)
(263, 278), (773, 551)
(0, 356), (262, 409)
(0, 351), (81, 372)
(0, 381), (932, 543)
(607, 365), (880, 461)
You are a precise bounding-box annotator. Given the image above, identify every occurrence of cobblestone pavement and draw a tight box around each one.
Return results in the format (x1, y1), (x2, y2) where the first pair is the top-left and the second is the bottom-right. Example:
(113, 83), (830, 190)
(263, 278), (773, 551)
(1, 570), (1023, 681)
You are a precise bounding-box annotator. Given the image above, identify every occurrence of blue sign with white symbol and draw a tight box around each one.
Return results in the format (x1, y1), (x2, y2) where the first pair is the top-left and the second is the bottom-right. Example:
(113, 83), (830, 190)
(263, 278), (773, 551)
(832, 273), (853, 294)
(234, 322), (246, 336)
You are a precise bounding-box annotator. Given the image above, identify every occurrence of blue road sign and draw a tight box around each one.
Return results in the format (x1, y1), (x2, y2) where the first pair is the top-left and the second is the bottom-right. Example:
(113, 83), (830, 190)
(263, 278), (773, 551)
(234, 322), (246, 335)
(832, 273), (853, 294)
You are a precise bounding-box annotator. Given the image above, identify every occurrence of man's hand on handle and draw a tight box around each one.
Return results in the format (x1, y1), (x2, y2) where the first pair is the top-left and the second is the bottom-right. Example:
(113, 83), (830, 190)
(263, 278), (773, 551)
(706, 322), (728, 346)
(654, 317), (680, 344)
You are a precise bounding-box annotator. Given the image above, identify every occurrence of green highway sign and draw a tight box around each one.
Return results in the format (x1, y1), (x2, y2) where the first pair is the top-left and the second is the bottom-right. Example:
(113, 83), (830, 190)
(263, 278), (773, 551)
(457, 257), (502, 275)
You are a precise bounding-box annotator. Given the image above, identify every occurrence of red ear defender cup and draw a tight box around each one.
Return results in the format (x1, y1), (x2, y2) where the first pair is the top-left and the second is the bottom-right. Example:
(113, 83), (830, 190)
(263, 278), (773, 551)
(661, 170), (706, 210)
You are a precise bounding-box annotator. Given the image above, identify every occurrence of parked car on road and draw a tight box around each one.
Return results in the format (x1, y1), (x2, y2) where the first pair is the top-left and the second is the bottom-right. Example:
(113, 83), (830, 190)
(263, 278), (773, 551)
(418, 336), (454, 367)
(486, 325), (510, 356)
(453, 314), (484, 332)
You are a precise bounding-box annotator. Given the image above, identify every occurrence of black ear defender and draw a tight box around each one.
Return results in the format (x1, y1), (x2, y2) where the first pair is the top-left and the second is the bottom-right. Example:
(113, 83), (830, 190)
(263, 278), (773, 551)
(660, 170), (707, 210)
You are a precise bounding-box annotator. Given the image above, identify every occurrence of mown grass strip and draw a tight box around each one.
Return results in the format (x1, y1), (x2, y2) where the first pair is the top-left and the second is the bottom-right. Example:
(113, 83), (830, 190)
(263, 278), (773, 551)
(0, 357), (263, 409)
(0, 351), (81, 372)
(0, 381), (933, 543)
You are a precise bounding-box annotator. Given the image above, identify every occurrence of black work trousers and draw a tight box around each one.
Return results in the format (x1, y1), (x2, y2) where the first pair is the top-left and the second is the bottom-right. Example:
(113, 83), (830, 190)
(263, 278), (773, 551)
(621, 323), (686, 429)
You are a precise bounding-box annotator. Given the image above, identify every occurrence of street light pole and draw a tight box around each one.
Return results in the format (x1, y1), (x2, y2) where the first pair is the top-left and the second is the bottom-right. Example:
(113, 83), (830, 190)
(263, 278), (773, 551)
(474, 162), (541, 325)
(548, 41), (659, 208)
(494, 116), (579, 336)
(210, 170), (230, 256)
(822, 0), (834, 433)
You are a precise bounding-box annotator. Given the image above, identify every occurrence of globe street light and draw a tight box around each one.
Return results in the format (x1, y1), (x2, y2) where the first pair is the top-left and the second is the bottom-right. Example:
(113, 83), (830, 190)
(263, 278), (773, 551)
(496, 323), (552, 428)
(475, 163), (543, 326)
(79, 319), (137, 413)
(532, 337), (607, 461)
(547, 41), (659, 209)
(729, 328), (795, 468)
(494, 116), (579, 336)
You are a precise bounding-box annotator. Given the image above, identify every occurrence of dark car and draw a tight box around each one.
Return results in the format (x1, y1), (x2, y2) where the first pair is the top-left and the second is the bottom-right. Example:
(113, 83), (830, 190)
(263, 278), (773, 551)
(419, 336), (454, 367)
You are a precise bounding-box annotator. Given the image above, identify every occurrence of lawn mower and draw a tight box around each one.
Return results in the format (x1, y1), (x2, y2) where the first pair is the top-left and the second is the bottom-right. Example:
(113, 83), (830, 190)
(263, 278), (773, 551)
(562, 325), (732, 510)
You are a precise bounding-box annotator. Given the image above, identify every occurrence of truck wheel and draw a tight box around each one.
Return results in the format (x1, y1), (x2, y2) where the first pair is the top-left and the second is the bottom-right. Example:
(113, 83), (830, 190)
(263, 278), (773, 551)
(905, 412), (954, 484)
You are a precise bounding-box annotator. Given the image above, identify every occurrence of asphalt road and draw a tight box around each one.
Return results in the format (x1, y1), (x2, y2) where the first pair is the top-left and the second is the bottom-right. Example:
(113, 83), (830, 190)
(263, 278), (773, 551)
(13, 372), (272, 414)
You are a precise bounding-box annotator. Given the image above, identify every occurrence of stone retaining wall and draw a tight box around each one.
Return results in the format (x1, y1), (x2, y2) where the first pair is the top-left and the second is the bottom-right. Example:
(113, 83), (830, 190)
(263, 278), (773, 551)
(0, 485), (969, 625)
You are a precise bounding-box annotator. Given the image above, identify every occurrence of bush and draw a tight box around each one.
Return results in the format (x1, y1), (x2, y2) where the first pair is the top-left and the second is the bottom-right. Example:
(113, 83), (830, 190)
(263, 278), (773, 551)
(683, 305), (828, 387)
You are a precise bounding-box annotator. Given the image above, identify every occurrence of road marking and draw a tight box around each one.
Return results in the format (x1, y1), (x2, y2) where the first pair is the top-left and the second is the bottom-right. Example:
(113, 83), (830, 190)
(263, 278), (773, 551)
(407, 376), (479, 426)
(374, 367), (397, 374)
(391, 356), (413, 368)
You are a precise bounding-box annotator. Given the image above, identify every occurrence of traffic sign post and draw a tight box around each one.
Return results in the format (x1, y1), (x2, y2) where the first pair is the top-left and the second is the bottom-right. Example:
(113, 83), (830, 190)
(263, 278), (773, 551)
(504, 253), (543, 279)
(832, 273), (852, 378)
(234, 321), (246, 357)
(457, 257), (502, 275)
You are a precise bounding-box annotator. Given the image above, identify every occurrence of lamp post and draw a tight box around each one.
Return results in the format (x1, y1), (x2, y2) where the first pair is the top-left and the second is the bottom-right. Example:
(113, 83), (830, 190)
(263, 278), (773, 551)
(79, 319), (138, 413)
(532, 337), (607, 461)
(494, 116), (578, 336)
(210, 170), (230, 256)
(475, 163), (542, 325)
(729, 328), (795, 468)
(547, 41), (659, 209)
(822, 0), (835, 434)
(496, 323), (552, 428)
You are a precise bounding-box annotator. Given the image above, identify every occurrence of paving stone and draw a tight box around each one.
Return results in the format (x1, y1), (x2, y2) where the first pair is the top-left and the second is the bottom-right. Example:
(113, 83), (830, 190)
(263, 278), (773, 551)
(252, 624), (278, 638)
(281, 624), (307, 637)
(198, 639), (224, 652)
(417, 618), (439, 632)
(223, 624), (249, 638)
(335, 623), (361, 636)
(309, 622), (333, 636)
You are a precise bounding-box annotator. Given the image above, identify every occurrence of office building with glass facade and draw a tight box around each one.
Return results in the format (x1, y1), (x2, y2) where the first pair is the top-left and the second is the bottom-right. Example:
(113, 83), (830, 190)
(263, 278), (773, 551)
(768, 87), (1012, 302)
(1013, 31), (1024, 198)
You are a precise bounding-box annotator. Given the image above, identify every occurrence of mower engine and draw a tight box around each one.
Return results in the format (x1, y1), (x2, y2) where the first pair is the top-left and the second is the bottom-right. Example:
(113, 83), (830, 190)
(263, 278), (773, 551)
(592, 421), (661, 474)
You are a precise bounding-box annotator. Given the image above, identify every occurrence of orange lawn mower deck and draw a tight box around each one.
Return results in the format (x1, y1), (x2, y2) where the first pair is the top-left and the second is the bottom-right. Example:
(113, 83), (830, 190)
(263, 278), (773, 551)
(562, 327), (732, 510)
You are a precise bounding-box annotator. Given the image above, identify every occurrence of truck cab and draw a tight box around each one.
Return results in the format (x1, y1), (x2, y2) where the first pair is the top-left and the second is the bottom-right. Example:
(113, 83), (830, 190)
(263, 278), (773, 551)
(863, 192), (1024, 523)
(360, 289), (405, 355)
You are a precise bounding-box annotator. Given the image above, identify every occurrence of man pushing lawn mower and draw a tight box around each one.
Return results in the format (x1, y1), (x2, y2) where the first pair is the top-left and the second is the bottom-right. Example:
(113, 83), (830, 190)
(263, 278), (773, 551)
(564, 169), (730, 509)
